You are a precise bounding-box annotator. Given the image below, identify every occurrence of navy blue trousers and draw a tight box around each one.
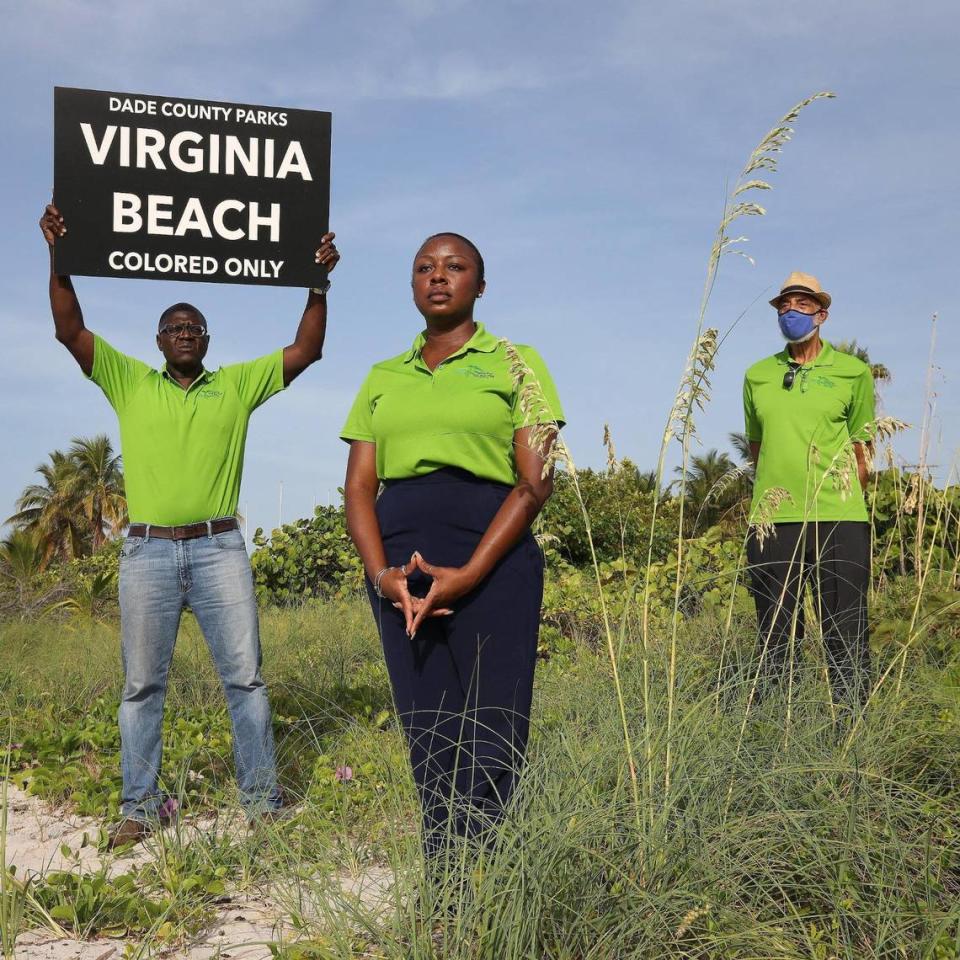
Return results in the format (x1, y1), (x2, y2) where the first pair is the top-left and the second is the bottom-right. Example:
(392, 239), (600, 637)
(366, 468), (543, 857)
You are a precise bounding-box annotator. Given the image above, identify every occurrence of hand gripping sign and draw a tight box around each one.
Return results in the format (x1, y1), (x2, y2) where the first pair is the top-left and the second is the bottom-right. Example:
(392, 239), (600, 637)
(53, 87), (331, 288)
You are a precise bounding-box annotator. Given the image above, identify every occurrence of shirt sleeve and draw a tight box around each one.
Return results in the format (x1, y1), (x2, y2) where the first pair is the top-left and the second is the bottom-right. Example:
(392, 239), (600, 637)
(225, 350), (285, 411)
(847, 365), (876, 443)
(340, 372), (375, 443)
(510, 346), (566, 430)
(88, 335), (151, 413)
(743, 374), (762, 442)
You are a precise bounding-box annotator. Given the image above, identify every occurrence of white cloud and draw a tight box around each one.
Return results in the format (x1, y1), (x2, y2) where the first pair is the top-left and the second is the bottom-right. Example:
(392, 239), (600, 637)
(5, 0), (552, 103)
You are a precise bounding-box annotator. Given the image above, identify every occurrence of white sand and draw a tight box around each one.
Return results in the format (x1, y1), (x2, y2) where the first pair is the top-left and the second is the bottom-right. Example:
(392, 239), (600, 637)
(3, 786), (393, 958)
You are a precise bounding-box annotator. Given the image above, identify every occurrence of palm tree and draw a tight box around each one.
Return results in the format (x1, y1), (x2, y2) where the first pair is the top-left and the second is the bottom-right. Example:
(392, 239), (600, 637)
(675, 449), (740, 532)
(7, 450), (87, 567)
(0, 529), (47, 615)
(69, 435), (127, 552)
(728, 431), (754, 466)
(0, 529), (45, 585)
(635, 469), (660, 495)
(7, 435), (127, 566)
(833, 340), (891, 399)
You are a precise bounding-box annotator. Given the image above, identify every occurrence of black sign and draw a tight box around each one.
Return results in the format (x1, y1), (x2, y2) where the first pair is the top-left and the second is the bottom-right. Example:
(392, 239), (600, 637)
(53, 86), (331, 288)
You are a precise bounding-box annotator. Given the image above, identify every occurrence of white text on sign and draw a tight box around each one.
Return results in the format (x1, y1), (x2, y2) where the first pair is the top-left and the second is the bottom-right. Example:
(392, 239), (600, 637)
(113, 194), (281, 242)
(80, 125), (312, 179)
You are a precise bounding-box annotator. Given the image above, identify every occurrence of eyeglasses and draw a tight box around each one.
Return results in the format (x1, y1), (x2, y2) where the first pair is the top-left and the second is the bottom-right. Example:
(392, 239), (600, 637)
(782, 362), (802, 390)
(159, 323), (207, 338)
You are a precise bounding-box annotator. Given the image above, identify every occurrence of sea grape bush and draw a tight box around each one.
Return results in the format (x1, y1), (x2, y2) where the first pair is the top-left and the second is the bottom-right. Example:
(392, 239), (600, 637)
(538, 460), (681, 568)
(869, 468), (960, 582)
(251, 504), (364, 606)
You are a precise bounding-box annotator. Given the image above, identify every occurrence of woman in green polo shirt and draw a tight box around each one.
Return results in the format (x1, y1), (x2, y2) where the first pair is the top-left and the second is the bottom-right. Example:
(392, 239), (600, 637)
(341, 232), (564, 861)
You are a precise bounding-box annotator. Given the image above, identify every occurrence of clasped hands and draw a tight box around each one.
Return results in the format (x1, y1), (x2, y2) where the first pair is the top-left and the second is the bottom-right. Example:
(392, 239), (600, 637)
(377, 551), (479, 638)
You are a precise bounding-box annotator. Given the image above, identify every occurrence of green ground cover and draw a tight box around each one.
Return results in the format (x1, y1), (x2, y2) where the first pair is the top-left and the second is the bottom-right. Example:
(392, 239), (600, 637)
(1, 586), (958, 958)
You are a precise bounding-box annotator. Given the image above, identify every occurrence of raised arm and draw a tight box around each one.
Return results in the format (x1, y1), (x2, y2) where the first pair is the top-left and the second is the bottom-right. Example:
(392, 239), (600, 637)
(40, 203), (94, 376)
(282, 232), (340, 386)
(409, 425), (557, 635)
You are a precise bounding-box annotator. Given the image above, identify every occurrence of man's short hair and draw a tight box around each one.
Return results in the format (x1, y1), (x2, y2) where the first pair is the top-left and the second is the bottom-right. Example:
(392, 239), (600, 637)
(159, 303), (207, 329)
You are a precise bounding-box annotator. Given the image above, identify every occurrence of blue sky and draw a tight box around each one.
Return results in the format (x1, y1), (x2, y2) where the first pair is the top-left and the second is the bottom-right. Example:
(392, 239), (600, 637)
(2, 0), (957, 541)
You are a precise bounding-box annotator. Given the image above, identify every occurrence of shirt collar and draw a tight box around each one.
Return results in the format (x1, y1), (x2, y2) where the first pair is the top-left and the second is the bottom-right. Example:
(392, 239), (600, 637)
(775, 339), (835, 368)
(403, 322), (500, 364)
(161, 365), (213, 387)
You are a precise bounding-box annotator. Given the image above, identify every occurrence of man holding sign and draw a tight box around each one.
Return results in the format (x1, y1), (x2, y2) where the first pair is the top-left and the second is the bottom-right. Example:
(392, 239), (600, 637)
(40, 202), (339, 847)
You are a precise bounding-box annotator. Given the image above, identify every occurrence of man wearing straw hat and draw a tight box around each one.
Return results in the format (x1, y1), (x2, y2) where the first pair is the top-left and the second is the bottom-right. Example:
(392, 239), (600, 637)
(742, 272), (875, 707)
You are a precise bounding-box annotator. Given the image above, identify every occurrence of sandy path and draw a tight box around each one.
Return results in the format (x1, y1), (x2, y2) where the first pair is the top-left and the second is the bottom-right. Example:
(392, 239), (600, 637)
(3, 784), (156, 877)
(3, 785), (394, 958)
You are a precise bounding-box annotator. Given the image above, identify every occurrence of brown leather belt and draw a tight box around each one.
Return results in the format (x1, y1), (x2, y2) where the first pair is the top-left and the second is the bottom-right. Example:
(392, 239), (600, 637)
(127, 517), (239, 541)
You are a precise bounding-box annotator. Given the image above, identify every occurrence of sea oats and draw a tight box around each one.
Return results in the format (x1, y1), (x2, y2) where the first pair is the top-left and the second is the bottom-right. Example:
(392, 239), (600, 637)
(741, 93), (836, 177)
(711, 92), (835, 266)
(903, 472), (921, 515)
(652, 92), (834, 804)
(666, 328), (719, 446)
(501, 337), (568, 478)
(750, 486), (794, 550)
(705, 464), (752, 506)
(534, 531), (560, 550)
(674, 903), (712, 940)
(603, 423), (618, 474)
(825, 446), (856, 500)
(859, 416), (909, 472)
(732, 179), (773, 197)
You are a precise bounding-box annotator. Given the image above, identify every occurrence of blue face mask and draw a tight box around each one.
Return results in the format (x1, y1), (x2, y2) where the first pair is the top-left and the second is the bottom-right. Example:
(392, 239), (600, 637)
(778, 309), (820, 343)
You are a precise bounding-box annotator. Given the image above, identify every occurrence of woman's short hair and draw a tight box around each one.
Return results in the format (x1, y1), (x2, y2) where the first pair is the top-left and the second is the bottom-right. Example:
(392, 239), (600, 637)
(419, 232), (485, 284)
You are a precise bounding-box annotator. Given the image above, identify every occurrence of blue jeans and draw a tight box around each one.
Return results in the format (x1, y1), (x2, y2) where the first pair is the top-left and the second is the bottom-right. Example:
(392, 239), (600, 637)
(117, 527), (281, 820)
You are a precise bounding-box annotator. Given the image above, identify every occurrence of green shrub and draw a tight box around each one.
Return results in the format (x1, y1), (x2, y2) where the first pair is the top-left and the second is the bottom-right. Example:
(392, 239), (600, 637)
(870, 469), (960, 582)
(541, 526), (752, 646)
(539, 460), (680, 567)
(251, 505), (364, 606)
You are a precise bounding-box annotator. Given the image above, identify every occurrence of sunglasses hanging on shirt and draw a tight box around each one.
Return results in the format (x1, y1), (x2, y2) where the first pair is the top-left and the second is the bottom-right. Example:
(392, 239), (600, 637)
(782, 361), (803, 391)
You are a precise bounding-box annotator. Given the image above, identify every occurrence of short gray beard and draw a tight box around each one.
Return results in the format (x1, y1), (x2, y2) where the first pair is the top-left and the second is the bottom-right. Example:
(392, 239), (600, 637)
(783, 325), (819, 345)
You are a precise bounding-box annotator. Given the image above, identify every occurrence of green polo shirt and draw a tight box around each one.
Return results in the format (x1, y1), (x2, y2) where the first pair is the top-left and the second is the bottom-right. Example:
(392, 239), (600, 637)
(743, 340), (874, 523)
(340, 323), (565, 485)
(89, 335), (284, 525)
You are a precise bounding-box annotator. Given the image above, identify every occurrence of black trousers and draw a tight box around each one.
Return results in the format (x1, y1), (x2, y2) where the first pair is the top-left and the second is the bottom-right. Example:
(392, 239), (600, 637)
(366, 468), (543, 857)
(746, 521), (872, 705)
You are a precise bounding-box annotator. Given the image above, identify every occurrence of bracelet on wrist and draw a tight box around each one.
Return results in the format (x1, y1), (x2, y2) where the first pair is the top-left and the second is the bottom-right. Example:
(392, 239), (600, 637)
(373, 566), (394, 598)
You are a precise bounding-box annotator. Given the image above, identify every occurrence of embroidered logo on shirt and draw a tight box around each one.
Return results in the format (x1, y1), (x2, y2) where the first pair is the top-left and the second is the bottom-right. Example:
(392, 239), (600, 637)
(458, 364), (495, 379)
(197, 389), (224, 399)
(811, 376), (835, 389)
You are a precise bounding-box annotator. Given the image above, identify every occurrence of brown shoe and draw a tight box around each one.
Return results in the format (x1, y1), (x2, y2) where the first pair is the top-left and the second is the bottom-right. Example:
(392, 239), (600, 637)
(106, 818), (151, 850)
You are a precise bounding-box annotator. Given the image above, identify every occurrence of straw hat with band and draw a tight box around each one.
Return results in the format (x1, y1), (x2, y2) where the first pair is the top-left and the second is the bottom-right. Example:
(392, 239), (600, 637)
(770, 271), (832, 310)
